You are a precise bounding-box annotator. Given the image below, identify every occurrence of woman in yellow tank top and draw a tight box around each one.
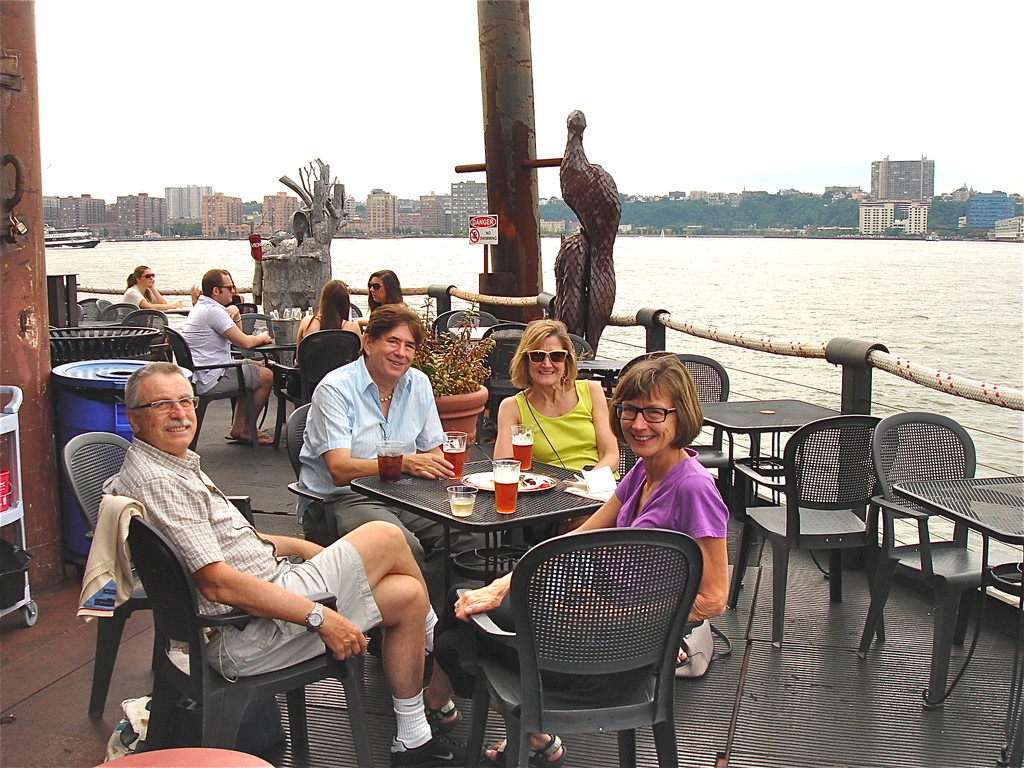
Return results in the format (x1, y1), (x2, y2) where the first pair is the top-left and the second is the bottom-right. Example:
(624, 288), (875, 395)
(493, 319), (618, 474)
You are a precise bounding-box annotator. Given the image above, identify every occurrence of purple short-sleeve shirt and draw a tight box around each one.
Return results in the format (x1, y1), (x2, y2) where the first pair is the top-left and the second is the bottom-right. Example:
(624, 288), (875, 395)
(614, 448), (728, 539)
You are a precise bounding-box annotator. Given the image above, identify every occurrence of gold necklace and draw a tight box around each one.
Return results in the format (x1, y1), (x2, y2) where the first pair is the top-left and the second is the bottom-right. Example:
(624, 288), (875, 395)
(380, 393), (394, 404)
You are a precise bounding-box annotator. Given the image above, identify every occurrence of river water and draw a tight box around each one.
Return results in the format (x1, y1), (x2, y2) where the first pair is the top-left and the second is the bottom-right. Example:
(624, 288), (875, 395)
(46, 236), (1024, 475)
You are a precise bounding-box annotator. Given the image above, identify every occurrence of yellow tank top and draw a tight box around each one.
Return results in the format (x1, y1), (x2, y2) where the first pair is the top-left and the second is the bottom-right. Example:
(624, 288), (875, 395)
(514, 380), (600, 472)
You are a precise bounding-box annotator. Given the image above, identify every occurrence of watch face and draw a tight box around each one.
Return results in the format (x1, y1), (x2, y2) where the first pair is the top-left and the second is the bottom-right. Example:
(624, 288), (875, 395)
(306, 607), (324, 630)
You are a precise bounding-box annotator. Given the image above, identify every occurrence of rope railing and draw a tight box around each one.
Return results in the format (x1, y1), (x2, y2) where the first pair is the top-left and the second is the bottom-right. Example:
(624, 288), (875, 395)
(75, 282), (1023, 411)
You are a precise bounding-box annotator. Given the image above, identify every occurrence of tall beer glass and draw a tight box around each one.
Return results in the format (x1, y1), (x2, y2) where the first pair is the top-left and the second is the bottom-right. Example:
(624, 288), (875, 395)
(492, 459), (520, 515)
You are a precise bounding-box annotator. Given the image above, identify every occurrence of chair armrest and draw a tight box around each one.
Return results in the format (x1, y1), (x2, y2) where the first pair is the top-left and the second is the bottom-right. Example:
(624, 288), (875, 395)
(200, 592), (337, 631)
(873, 495), (929, 521)
(733, 459), (786, 490)
(456, 589), (516, 639)
(190, 359), (247, 373)
(287, 481), (327, 503)
(227, 495), (255, 524)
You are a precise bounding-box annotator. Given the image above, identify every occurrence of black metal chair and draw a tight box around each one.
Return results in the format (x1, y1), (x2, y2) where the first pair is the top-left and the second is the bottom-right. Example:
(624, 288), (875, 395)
(432, 309), (498, 336)
(727, 414), (880, 646)
(857, 412), (982, 703)
(269, 329), (362, 448)
(99, 302), (140, 323)
(236, 302), (259, 315)
(77, 298), (102, 321)
(164, 328), (259, 450)
(127, 517), (372, 762)
(284, 404), (340, 542)
(121, 308), (169, 330)
(62, 432), (258, 716)
(463, 528), (703, 768)
(349, 304), (363, 319)
(481, 322), (527, 420)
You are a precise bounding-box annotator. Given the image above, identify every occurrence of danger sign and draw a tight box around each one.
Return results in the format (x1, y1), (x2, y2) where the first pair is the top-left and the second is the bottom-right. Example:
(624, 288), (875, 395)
(468, 214), (498, 245)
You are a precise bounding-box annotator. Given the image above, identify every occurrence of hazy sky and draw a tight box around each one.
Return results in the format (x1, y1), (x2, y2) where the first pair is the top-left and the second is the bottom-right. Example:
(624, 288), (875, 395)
(35, 0), (1022, 204)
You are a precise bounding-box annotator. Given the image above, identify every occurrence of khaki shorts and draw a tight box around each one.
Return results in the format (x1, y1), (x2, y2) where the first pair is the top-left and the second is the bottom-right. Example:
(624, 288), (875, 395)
(204, 360), (262, 395)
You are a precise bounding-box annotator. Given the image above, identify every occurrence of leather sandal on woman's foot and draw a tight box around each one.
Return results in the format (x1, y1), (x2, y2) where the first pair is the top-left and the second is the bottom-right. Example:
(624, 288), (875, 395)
(483, 735), (565, 767)
(425, 699), (461, 735)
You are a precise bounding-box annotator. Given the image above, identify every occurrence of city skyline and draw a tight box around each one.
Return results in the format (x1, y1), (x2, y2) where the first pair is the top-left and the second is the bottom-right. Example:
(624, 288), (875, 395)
(36, 1), (1022, 202)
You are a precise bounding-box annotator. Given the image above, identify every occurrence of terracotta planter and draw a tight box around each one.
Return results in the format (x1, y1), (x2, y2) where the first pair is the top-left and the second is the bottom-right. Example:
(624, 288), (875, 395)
(433, 385), (488, 445)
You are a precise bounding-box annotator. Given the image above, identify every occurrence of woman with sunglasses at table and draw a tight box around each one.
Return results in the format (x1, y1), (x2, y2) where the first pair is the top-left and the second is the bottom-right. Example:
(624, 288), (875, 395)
(367, 269), (404, 311)
(297, 279), (361, 343)
(493, 319), (618, 477)
(436, 355), (729, 765)
(122, 265), (183, 311)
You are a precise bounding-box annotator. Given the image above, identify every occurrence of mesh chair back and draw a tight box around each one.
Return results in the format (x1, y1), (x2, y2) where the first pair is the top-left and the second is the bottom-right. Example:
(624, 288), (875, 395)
(349, 304), (363, 319)
(297, 330), (362, 401)
(97, 299), (113, 312)
(873, 412), (976, 510)
(786, 415), (880, 512)
(509, 528), (701, 716)
(62, 432), (131, 529)
(122, 309), (169, 330)
(286, 404), (312, 479)
(620, 351), (729, 404)
(236, 302), (259, 315)
(100, 303), (140, 322)
(240, 313), (272, 334)
(433, 309), (499, 335)
(78, 298), (102, 321)
(482, 323), (527, 415)
(567, 333), (594, 360)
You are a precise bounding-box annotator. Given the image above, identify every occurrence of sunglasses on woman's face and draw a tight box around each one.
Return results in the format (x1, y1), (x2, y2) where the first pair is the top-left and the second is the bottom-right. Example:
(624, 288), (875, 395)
(143, 273), (155, 279)
(368, 282), (383, 290)
(527, 349), (569, 363)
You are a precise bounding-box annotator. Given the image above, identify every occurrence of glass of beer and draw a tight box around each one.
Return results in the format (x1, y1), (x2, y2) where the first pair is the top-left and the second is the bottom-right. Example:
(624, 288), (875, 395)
(492, 459), (521, 515)
(510, 424), (534, 471)
(446, 485), (478, 518)
(442, 431), (468, 478)
(376, 440), (405, 482)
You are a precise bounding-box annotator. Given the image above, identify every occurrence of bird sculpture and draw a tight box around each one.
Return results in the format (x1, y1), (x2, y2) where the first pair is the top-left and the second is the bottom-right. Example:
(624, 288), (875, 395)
(554, 110), (620, 352)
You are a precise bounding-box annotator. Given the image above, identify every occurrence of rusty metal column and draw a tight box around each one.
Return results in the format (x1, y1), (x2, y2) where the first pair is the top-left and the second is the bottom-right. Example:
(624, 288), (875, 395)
(477, 0), (542, 322)
(2, 1), (64, 587)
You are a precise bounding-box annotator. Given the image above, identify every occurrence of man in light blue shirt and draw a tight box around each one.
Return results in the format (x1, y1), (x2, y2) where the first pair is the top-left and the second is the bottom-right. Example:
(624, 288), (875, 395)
(298, 306), (483, 605)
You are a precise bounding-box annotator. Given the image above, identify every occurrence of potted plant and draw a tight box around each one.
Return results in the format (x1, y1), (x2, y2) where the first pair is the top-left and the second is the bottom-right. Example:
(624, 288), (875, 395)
(412, 307), (494, 444)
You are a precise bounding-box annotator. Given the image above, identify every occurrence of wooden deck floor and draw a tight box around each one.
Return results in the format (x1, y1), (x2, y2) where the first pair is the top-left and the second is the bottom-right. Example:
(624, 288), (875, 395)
(1, 399), (1020, 767)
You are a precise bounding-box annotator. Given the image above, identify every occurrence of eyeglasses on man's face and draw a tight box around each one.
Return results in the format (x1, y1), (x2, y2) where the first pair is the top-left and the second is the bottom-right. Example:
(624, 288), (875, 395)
(217, 283), (237, 292)
(368, 282), (383, 290)
(527, 349), (569, 364)
(614, 404), (677, 423)
(132, 396), (199, 413)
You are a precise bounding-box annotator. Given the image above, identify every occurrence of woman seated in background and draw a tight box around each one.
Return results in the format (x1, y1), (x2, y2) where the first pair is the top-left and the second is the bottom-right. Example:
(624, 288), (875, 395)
(297, 279), (361, 343)
(432, 355), (730, 766)
(493, 318), (618, 474)
(122, 266), (183, 311)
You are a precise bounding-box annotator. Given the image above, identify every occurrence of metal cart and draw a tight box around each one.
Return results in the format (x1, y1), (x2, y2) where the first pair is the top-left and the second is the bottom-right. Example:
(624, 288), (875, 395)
(1, 385), (38, 627)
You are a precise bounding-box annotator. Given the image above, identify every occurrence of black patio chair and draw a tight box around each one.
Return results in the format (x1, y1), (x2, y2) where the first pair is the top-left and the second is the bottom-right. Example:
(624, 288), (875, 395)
(127, 517), (372, 762)
(99, 302), (139, 323)
(236, 302), (259, 315)
(77, 298), (102, 321)
(857, 412), (983, 704)
(727, 414), (880, 646)
(284, 403), (340, 542)
(432, 309), (498, 336)
(62, 431), (257, 717)
(164, 327), (259, 450)
(481, 322), (527, 420)
(462, 527), (703, 768)
(121, 308), (169, 330)
(566, 332), (594, 360)
(268, 329), (362, 447)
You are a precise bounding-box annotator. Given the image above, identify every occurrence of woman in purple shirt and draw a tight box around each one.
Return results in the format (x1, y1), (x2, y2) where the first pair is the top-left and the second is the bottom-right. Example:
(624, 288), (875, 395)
(436, 356), (730, 765)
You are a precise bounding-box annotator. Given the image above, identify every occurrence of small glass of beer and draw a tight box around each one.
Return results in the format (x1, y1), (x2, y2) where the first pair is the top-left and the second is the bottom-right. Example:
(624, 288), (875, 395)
(443, 431), (468, 478)
(510, 424), (534, 471)
(492, 459), (521, 514)
(446, 485), (478, 517)
(376, 440), (405, 482)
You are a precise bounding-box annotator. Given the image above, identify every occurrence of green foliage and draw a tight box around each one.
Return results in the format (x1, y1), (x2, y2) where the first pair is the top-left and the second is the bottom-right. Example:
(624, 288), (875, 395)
(412, 304), (494, 397)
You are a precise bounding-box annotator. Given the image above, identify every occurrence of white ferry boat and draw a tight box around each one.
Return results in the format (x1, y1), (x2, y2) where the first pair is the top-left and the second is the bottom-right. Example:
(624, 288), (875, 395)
(44, 226), (100, 249)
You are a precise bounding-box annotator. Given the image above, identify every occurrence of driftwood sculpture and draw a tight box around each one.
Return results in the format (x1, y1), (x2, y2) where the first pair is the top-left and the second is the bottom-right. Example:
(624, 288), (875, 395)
(255, 158), (346, 314)
(553, 110), (620, 352)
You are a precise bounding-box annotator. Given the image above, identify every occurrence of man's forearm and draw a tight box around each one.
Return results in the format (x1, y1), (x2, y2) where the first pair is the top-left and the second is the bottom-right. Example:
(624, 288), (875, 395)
(262, 534), (324, 560)
(325, 455), (382, 488)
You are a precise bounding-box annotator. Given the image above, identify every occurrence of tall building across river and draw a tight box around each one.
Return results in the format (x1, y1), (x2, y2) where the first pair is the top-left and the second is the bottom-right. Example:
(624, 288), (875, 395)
(870, 156), (935, 201)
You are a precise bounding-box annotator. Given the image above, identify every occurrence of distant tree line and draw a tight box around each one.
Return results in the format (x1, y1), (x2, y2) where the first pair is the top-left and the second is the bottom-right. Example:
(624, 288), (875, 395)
(540, 193), (978, 237)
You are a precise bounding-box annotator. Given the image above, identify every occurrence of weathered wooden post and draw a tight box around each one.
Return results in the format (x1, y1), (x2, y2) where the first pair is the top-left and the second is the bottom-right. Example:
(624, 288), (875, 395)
(476, 0), (542, 322)
(254, 158), (345, 314)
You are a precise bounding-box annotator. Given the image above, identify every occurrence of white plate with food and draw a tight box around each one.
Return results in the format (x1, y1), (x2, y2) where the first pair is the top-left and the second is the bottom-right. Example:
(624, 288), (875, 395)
(461, 472), (558, 492)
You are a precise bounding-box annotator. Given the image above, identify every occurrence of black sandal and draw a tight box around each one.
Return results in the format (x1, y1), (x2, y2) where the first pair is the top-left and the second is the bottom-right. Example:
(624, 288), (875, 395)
(483, 735), (565, 767)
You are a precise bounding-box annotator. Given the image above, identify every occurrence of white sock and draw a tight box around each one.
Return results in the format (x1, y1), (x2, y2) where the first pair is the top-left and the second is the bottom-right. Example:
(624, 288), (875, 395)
(392, 692), (431, 751)
(425, 606), (437, 653)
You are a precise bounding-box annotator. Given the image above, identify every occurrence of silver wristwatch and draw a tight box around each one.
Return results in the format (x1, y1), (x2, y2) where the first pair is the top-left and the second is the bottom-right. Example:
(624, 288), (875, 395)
(304, 602), (325, 632)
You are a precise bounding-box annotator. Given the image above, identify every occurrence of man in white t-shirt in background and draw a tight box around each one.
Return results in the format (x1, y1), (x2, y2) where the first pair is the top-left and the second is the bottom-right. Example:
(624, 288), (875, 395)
(183, 269), (274, 445)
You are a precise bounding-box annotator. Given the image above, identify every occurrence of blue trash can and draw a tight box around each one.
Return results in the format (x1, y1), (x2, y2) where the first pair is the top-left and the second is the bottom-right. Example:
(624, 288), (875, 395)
(51, 359), (149, 562)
